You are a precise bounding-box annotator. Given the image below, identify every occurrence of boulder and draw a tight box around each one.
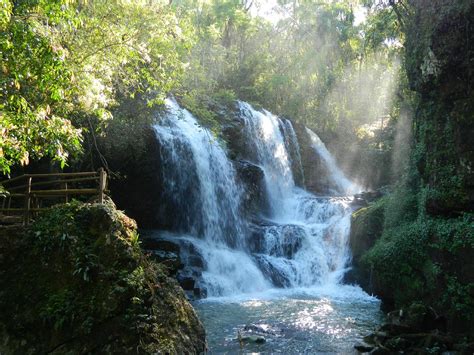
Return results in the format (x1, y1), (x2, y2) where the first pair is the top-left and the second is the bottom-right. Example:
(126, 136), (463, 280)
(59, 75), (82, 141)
(0, 202), (206, 354)
(345, 198), (385, 293)
(253, 255), (292, 287)
(235, 160), (269, 217)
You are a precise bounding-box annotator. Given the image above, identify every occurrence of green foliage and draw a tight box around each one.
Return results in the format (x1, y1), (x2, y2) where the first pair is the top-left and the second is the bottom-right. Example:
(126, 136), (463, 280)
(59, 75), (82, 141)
(363, 217), (431, 305)
(1, 0), (83, 173)
(363, 181), (474, 317)
(0, 202), (205, 353)
(179, 88), (237, 136)
(1, 0), (192, 174)
(444, 276), (474, 318)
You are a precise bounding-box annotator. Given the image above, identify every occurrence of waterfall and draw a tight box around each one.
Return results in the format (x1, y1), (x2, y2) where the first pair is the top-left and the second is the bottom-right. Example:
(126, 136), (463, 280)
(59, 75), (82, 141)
(154, 99), (269, 295)
(152, 99), (358, 297)
(305, 127), (361, 195)
(239, 102), (353, 286)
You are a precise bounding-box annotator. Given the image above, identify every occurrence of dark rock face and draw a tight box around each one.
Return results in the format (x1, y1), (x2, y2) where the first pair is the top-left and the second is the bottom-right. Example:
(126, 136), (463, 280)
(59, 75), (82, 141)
(406, 0), (474, 215)
(345, 199), (385, 292)
(355, 304), (471, 354)
(235, 160), (269, 217)
(141, 232), (208, 300)
(248, 221), (305, 259)
(142, 238), (183, 275)
(0, 202), (206, 354)
(108, 127), (163, 229)
(253, 255), (293, 288)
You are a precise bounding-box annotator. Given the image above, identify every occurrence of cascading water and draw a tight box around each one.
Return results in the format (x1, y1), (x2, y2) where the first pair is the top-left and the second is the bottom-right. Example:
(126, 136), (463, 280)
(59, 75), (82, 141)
(153, 98), (360, 293)
(305, 127), (361, 195)
(238, 102), (353, 287)
(154, 99), (269, 296)
(151, 99), (381, 352)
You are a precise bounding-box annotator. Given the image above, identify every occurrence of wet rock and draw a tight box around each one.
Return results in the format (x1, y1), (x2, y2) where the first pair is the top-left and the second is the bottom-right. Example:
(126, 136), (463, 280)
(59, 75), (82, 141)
(193, 287), (207, 298)
(141, 237), (180, 254)
(292, 122), (337, 195)
(243, 323), (279, 335)
(354, 341), (375, 352)
(403, 303), (447, 332)
(248, 221), (304, 259)
(379, 323), (414, 335)
(235, 160), (268, 217)
(368, 347), (391, 354)
(253, 255), (292, 287)
(188, 254), (205, 268)
(346, 199), (385, 293)
(384, 336), (409, 350)
(363, 331), (388, 345)
(147, 250), (182, 274)
(241, 335), (266, 344)
(357, 304), (465, 354)
(280, 225), (304, 258)
(178, 276), (195, 291)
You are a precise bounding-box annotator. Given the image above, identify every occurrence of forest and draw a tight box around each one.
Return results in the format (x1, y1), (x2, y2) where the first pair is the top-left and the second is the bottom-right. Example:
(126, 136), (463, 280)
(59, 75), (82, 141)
(0, 0), (473, 353)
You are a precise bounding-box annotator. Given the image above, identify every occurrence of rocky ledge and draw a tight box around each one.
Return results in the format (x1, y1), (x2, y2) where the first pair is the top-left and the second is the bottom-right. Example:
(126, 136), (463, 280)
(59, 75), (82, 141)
(0, 202), (206, 354)
(355, 303), (474, 354)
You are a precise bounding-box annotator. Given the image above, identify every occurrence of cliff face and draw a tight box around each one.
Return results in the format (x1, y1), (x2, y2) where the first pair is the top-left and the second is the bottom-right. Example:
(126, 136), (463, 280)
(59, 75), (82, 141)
(0, 202), (206, 354)
(406, 0), (474, 215)
(348, 0), (474, 335)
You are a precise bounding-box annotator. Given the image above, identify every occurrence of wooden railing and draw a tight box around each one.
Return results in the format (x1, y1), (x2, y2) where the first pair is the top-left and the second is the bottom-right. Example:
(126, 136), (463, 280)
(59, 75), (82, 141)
(0, 168), (107, 225)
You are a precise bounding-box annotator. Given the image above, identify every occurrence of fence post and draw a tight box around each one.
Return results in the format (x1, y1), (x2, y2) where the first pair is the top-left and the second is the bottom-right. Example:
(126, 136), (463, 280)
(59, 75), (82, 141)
(98, 168), (107, 204)
(24, 177), (32, 225)
(64, 181), (69, 203)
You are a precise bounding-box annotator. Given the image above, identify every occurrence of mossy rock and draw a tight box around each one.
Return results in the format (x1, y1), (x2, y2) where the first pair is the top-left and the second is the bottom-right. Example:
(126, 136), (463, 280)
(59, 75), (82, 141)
(0, 201), (206, 354)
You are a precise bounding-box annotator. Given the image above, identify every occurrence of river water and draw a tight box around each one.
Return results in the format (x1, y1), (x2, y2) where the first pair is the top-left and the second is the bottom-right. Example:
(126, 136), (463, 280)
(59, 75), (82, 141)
(196, 286), (381, 353)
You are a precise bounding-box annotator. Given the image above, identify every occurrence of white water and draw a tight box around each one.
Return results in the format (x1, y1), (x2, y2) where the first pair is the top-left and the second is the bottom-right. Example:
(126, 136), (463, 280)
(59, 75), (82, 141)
(152, 99), (381, 352)
(239, 102), (354, 288)
(155, 99), (269, 295)
(305, 127), (361, 195)
(153, 99), (364, 298)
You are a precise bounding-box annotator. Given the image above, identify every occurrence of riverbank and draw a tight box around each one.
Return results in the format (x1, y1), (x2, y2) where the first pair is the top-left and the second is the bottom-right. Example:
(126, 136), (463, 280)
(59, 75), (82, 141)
(0, 202), (205, 354)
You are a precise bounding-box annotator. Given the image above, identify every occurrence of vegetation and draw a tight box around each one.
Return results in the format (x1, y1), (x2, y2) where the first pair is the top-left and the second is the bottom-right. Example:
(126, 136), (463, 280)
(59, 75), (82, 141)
(0, 201), (205, 353)
(1, 0), (473, 345)
(352, 0), (474, 334)
(1, 0), (402, 185)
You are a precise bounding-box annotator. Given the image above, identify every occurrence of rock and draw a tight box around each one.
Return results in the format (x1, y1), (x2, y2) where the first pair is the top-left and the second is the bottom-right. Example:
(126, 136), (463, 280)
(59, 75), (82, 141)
(239, 334), (266, 344)
(146, 250), (182, 274)
(178, 276), (195, 291)
(235, 160), (269, 217)
(280, 225), (304, 258)
(379, 323), (415, 335)
(193, 287), (207, 298)
(243, 323), (278, 335)
(354, 341), (375, 352)
(292, 122), (339, 195)
(248, 221), (304, 258)
(369, 347), (391, 354)
(141, 237), (180, 253)
(384, 336), (410, 350)
(188, 254), (205, 268)
(403, 302), (446, 332)
(363, 331), (388, 345)
(253, 254), (292, 287)
(346, 198), (386, 295)
(0, 202), (206, 354)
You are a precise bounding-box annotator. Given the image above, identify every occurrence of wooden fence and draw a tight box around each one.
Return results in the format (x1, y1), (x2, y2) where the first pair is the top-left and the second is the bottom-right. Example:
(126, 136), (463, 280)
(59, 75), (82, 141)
(0, 168), (107, 225)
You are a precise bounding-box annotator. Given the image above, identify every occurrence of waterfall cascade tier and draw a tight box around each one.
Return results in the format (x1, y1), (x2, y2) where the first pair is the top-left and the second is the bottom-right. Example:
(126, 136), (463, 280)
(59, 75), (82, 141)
(148, 98), (360, 298)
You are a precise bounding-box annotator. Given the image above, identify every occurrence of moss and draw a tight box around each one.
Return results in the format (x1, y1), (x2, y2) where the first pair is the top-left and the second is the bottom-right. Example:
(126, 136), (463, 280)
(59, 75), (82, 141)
(0, 201), (205, 354)
(352, 0), (474, 334)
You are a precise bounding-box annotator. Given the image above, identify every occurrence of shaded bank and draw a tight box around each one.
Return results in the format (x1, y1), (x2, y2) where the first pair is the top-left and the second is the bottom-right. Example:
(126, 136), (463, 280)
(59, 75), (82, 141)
(0, 202), (205, 354)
